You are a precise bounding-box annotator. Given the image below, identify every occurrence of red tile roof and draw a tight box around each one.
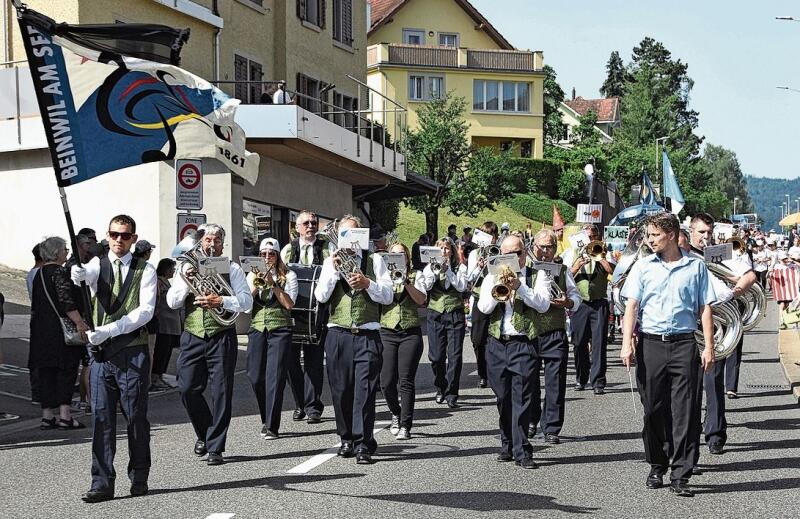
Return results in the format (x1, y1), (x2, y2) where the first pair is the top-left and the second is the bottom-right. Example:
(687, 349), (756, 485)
(368, 0), (514, 50)
(563, 96), (620, 123)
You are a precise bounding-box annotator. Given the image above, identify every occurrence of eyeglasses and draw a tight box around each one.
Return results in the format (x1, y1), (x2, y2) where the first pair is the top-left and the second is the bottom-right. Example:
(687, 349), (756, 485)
(261, 251), (278, 257)
(535, 244), (555, 250)
(108, 231), (133, 241)
(299, 220), (318, 227)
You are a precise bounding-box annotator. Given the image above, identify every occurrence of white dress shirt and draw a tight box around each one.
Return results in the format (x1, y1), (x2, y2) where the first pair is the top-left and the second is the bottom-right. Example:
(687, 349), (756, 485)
(711, 254), (754, 303)
(72, 251), (157, 338)
(477, 267), (551, 336)
(314, 252), (393, 330)
(281, 237), (328, 266)
(420, 262), (469, 292)
(466, 248), (484, 284)
(246, 270), (298, 305)
(167, 260), (253, 314)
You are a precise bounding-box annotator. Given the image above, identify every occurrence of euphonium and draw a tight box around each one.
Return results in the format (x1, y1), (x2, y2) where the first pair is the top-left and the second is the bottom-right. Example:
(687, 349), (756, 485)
(726, 236), (746, 255)
(173, 232), (240, 326)
(544, 270), (564, 301)
(318, 220), (362, 280)
(491, 264), (517, 302)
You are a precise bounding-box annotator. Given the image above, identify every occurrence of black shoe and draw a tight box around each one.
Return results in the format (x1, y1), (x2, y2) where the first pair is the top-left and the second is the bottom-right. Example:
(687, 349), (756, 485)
(515, 457), (538, 469)
(709, 443), (724, 455)
(527, 423), (537, 439)
(574, 383), (585, 391)
(307, 414), (322, 424)
(726, 391), (738, 399)
(544, 433), (560, 444)
(263, 430), (279, 440)
(646, 473), (664, 489)
(446, 399), (459, 409)
(130, 482), (148, 496)
(435, 392), (445, 404)
(355, 452), (373, 465)
(593, 387), (605, 395)
(669, 481), (694, 497)
(81, 489), (114, 503)
(194, 440), (207, 457)
(478, 378), (488, 388)
(496, 452), (513, 462)
(207, 452), (224, 465)
(338, 441), (354, 458)
(292, 409), (306, 421)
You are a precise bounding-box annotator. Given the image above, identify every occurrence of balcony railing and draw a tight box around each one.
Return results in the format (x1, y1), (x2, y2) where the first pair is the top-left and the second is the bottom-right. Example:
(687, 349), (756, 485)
(367, 43), (543, 72)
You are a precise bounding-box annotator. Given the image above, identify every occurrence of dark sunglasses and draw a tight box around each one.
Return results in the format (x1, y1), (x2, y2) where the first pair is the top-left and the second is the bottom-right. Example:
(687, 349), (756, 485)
(108, 231), (133, 241)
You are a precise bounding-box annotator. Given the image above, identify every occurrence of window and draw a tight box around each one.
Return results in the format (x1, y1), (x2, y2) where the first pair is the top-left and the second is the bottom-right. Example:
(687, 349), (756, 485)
(521, 140), (532, 158)
(234, 54), (263, 104)
(438, 33), (458, 47)
(409, 74), (444, 101)
(332, 0), (353, 46)
(500, 141), (512, 152)
(298, 0), (325, 28)
(403, 29), (425, 45)
(296, 73), (322, 113)
(333, 91), (357, 131)
(473, 80), (531, 112)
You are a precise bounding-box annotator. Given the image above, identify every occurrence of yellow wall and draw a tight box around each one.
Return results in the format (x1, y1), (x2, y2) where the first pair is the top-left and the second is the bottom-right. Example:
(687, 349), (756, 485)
(369, 0), (504, 49)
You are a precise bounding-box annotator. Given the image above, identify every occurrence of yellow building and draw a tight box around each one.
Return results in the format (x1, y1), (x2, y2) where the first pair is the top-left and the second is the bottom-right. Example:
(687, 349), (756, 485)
(366, 0), (545, 158)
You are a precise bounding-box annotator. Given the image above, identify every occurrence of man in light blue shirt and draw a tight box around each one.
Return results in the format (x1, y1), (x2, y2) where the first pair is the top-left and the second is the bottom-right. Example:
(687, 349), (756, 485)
(619, 213), (715, 498)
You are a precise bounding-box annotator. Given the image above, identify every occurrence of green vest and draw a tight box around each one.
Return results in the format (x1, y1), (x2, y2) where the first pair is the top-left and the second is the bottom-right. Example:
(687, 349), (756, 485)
(488, 271), (538, 340)
(250, 278), (293, 332)
(428, 267), (463, 314)
(574, 261), (608, 302)
(529, 266), (568, 337)
(184, 273), (235, 338)
(329, 253), (381, 328)
(92, 258), (148, 347)
(381, 272), (421, 330)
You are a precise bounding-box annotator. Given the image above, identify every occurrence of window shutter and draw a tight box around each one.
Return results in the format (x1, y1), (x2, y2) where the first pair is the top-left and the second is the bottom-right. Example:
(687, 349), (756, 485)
(296, 73), (307, 110)
(234, 54), (248, 102)
(343, 0), (352, 45)
(297, 0), (306, 21)
(320, 0), (326, 28)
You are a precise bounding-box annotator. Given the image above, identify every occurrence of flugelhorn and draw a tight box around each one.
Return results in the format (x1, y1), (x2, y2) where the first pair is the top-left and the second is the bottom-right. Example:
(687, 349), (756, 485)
(491, 264), (517, 302)
(318, 220), (363, 281)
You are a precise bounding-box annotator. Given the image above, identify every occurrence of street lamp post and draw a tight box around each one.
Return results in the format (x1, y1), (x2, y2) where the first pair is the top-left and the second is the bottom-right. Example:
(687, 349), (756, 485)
(655, 136), (668, 185)
(584, 161), (595, 204)
(733, 196), (739, 218)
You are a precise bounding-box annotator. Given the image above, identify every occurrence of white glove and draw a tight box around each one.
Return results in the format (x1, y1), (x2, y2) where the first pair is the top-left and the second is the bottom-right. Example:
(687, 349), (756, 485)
(71, 266), (87, 284)
(87, 327), (112, 346)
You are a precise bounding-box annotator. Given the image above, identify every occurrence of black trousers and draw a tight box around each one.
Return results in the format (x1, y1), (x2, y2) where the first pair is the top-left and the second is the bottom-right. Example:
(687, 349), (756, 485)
(571, 299), (609, 388)
(287, 331), (326, 417)
(177, 329), (237, 454)
(38, 363), (79, 408)
(152, 333), (179, 375)
(379, 327), (423, 430)
(486, 335), (536, 462)
(724, 336), (744, 393)
(530, 330), (569, 436)
(89, 344), (150, 492)
(470, 299), (490, 381)
(427, 308), (466, 402)
(703, 336), (744, 447)
(246, 327), (293, 432)
(325, 327), (382, 454)
(639, 336), (699, 482)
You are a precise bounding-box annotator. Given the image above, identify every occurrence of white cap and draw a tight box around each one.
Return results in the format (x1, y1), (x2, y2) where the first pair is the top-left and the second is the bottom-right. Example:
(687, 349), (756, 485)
(767, 238), (776, 245)
(789, 247), (800, 260)
(259, 238), (281, 253)
(501, 222), (510, 231)
(777, 250), (789, 261)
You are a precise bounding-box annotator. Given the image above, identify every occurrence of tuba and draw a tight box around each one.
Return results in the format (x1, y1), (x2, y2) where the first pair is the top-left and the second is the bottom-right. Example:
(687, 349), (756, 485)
(172, 231), (240, 326)
(491, 264), (517, 302)
(726, 236), (747, 256)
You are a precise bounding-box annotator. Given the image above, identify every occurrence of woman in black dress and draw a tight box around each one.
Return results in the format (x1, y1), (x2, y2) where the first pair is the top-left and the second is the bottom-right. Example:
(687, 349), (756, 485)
(30, 236), (89, 430)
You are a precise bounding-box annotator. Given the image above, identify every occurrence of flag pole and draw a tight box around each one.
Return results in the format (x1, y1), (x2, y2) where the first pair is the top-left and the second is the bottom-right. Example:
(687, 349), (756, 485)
(58, 187), (95, 332)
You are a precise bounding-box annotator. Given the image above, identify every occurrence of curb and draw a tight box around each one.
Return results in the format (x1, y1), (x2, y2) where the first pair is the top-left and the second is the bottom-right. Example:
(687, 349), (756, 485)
(778, 328), (800, 404)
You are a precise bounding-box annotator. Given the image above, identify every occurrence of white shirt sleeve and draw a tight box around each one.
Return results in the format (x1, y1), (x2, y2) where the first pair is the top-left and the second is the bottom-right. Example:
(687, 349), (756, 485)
(413, 270), (428, 295)
(366, 253), (394, 305)
(564, 270), (582, 311)
(283, 270), (298, 304)
(477, 273), (499, 315)
(313, 257), (339, 303)
(222, 262), (253, 314)
(710, 273), (735, 303)
(420, 264), (435, 292)
(280, 244), (292, 265)
(446, 263), (469, 292)
(518, 270), (551, 313)
(466, 249), (482, 283)
(166, 269), (191, 309)
(102, 263), (157, 338)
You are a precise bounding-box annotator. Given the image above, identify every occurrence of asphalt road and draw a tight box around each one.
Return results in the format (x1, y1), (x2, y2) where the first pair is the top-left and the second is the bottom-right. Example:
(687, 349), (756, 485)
(1, 303), (798, 518)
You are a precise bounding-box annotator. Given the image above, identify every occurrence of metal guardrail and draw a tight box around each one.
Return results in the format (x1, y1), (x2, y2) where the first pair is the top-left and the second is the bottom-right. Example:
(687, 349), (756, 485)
(368, 44), (541, 72)
(1, 60), (29, 146)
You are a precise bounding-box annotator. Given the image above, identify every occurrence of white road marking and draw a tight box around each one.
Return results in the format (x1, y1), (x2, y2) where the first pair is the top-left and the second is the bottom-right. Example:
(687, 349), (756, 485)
(205, 514), (235, 519)
(0, 390), (31, 401)
(286, 420), (391, 474)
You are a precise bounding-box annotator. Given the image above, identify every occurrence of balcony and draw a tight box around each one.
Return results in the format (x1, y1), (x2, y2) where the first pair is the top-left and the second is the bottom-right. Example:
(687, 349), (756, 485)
(367, 43), (544, 73)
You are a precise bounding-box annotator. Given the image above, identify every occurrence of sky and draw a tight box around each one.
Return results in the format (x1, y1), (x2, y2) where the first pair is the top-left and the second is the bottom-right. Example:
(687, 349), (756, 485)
(470, 0), (800, 180)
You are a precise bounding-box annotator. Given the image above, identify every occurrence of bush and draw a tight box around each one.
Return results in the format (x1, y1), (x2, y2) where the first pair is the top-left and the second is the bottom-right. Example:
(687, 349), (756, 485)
(506, 193), (576, 224)
(557, 168), (587, 204)
(511, 158), (564, 198)
(369, 199), (400, 231)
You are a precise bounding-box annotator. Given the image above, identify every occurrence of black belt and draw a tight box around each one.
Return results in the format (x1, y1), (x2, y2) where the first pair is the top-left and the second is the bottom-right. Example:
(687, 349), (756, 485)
(331, 326), (379, 336)
(640, 332), (695, 342)
(497, 334), (527, 342)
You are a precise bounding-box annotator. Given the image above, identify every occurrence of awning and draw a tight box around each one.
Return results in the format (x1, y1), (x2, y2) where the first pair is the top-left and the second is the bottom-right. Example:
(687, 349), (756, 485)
(353, 171), (439, 201)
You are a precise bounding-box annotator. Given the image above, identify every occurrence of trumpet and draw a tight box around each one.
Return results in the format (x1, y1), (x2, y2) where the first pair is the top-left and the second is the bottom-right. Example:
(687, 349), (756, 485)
(491, 264), (518, 302)
(581, 240), (607, 260)
(251, 266), (275, 301)
(387, 261), (407, 286)
(429, 256), (445, 275)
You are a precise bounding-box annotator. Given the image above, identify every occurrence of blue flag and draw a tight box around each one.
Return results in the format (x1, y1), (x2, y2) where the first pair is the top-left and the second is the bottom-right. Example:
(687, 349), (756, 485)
(640, 171), (658, 206)
(662, 151), (685, 215)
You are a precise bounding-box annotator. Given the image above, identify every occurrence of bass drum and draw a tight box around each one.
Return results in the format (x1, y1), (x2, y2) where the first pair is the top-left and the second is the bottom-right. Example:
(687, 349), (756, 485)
(289, 263), (329, 345)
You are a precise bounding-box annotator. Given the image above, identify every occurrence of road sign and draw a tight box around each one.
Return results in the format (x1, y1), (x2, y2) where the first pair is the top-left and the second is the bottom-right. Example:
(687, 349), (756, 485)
(177, 213), (206, 241)
(576, 204), (603, 223)
(176, 159), (203, 210)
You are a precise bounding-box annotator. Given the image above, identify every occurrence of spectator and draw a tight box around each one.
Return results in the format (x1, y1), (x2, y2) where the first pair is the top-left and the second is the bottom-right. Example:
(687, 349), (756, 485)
(25, 244), (44, 405)
(26, 244), (43, 301)
(461, 227), (473, 244)
(65, 235), (96, 415)
(133, 240), (156, 263)
(447, 224), (458, 243)
(273, 80), (293, 104)
(260, 84), (275, 104)
(30, 237), (88, 430)
(134, 241), (159, 387)
(151, 259), (182, 390)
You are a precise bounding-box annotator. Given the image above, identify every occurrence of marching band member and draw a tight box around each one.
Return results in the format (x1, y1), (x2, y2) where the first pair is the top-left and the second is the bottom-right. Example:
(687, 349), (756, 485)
(313, 215), (393, 464)
(281, 210), (329, 424)
(620, 213), (716, 497)
(561, 224), (615, 394)
(466, 221), (499, 389)
(528, 230), (582, 443)
(379, 243), (427, 440)
(167, 224), (253, 466)
(246, 238), (298, 440)
(422, 237), (469, 408)
(71, 215), (156, 503)
(477, 235), (551, 468)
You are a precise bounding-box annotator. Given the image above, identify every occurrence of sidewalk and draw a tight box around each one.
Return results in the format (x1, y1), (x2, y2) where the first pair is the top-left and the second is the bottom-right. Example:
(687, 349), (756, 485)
(778, 327), (800, 404)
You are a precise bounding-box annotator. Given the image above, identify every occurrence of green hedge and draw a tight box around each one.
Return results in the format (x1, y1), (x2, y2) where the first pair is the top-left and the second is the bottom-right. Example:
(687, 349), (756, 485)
(506, 193), (576, 225)
(510, 158), (564, 198)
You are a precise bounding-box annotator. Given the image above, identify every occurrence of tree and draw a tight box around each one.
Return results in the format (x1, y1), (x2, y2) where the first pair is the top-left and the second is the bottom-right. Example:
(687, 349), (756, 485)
(599, 50), (628, 98)
(701, 144), (753, 214)
(571, 109), (600, 147)
(542, 64), (566, 144)
(404, 93), (521, 234)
